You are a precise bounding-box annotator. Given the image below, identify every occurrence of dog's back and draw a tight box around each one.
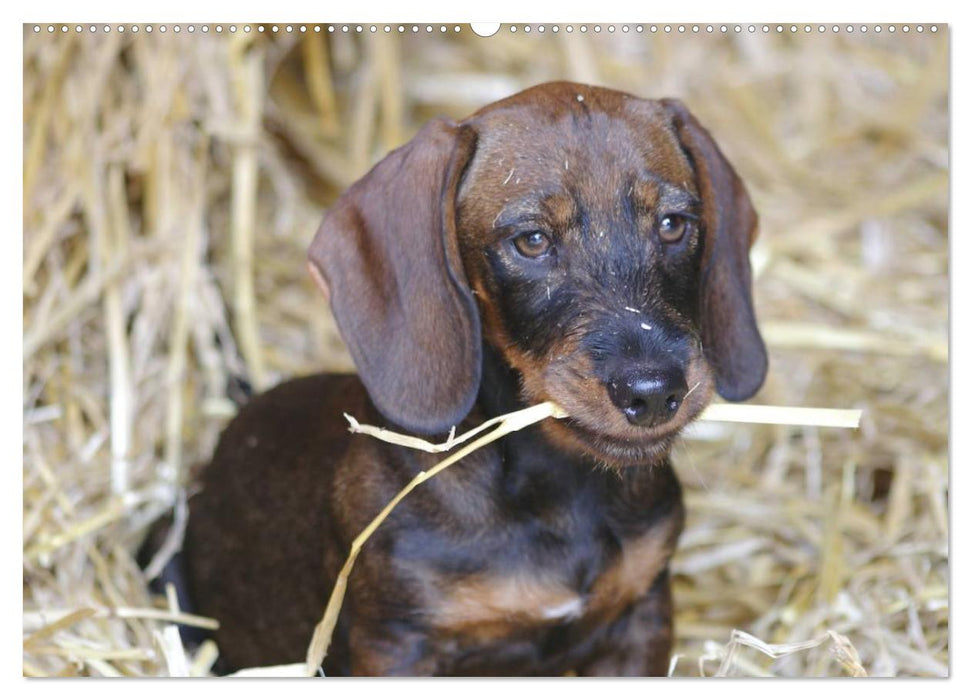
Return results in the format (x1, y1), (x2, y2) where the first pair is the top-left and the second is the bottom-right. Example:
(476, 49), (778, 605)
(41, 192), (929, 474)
(183, 373), (364, 672)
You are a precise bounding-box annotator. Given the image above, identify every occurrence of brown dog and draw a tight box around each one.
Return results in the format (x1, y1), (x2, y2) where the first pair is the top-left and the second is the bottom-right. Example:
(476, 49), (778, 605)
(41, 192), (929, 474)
(182, 81), (767, 676)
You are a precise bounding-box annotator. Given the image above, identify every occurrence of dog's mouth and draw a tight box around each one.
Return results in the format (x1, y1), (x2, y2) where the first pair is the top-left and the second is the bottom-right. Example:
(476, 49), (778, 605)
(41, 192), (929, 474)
(533, 358), (715, 467)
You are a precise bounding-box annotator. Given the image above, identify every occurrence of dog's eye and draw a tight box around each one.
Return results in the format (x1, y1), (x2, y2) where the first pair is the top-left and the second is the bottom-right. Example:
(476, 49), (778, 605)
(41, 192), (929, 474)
(658, 214), (690, 243)
(512, 231), (553, 258)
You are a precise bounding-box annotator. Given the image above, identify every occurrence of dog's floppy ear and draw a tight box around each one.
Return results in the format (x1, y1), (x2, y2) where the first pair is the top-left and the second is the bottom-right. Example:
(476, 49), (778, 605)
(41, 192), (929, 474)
(307, 119), (481, 435)
(662, 99), (768, 401)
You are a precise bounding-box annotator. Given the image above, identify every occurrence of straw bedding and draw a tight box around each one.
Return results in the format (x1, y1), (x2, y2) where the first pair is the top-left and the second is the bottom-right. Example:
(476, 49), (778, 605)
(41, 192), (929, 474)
(22, 24), (948, 677)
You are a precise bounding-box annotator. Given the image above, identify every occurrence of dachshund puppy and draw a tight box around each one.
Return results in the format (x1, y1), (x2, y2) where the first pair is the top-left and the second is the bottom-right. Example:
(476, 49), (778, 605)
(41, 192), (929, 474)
(183, 81), (767, 675)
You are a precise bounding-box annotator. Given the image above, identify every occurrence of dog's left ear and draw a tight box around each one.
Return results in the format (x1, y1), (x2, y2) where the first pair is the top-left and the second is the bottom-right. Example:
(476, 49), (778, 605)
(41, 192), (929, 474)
(662, 99), (768, 401)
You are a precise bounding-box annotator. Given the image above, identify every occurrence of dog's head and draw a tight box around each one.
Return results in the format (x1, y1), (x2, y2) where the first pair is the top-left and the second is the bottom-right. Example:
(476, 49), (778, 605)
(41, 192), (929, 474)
(309, 82), (767, 466)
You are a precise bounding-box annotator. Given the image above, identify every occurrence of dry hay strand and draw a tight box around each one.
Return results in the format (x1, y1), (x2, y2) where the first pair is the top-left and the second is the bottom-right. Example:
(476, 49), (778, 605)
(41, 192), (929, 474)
(23, 25), (947, 677)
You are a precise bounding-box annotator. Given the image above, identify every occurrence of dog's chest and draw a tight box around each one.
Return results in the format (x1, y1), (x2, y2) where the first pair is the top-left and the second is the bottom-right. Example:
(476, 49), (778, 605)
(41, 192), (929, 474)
(427, 515), (676, 643)
(391, 440), (684, 666)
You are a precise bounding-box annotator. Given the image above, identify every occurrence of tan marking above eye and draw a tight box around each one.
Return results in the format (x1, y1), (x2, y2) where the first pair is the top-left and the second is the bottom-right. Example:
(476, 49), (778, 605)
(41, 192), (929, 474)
(630, 179), (661, 212)
(539, 192), (578, 231)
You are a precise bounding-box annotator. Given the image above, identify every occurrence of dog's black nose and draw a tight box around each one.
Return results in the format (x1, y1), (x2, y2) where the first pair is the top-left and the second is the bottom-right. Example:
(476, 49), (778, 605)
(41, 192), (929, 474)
(607, 368), (688, 427)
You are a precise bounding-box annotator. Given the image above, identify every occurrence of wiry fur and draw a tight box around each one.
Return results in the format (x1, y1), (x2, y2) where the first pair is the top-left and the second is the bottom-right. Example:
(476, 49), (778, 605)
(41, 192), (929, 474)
(179, 82), (766, 675)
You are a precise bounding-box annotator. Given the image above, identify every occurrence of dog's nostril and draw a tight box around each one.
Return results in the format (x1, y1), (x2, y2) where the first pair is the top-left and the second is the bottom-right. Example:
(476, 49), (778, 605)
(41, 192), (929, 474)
(666, 395), (680, 413)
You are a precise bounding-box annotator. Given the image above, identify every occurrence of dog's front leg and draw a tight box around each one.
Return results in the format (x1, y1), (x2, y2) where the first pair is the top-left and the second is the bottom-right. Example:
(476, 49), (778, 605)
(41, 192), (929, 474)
(576, 570), (674, 677)
(346, 619), (439, 676)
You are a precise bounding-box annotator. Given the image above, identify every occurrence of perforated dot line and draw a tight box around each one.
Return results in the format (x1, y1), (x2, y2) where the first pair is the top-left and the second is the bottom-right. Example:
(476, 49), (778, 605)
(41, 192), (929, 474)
(29, 23), (941, 35)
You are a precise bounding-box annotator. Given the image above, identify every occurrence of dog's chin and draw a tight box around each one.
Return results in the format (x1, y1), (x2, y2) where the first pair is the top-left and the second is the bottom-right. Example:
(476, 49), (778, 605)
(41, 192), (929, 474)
(541, 417), (684, 468)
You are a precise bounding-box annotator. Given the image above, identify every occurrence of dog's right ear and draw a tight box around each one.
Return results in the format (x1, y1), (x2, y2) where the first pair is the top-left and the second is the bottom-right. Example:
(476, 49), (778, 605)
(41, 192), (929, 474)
(307, 119), (481, 435)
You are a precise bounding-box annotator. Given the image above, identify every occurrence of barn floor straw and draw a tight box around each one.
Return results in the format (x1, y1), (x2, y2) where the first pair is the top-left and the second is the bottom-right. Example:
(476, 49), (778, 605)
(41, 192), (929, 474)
(23, 25), (948, 677)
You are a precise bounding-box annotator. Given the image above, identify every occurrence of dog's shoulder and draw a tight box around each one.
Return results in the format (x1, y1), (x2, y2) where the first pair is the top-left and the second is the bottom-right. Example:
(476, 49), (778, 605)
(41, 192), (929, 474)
(207, 374), (363, 469)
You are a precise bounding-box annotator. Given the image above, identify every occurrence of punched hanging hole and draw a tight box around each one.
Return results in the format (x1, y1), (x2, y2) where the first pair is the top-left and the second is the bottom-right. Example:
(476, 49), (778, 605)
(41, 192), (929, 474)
(470, 23), (501, 37)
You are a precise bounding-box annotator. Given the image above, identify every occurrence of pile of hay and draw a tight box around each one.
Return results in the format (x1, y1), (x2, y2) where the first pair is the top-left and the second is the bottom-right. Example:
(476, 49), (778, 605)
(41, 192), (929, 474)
(23, 24), (948, 677)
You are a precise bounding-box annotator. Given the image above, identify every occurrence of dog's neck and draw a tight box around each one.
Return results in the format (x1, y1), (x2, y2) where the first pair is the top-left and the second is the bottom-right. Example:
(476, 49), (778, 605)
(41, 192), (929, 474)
(476, 341), (590, 499)
(477, 342), (531, 418)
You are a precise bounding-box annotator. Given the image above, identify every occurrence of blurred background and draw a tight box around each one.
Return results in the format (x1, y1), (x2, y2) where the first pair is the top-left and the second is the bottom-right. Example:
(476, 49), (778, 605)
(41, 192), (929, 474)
(22, 23), (948, 677)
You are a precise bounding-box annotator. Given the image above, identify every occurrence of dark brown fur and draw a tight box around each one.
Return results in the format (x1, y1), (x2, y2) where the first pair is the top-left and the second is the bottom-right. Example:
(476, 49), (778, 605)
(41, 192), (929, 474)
(182, 82), (767, 676)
